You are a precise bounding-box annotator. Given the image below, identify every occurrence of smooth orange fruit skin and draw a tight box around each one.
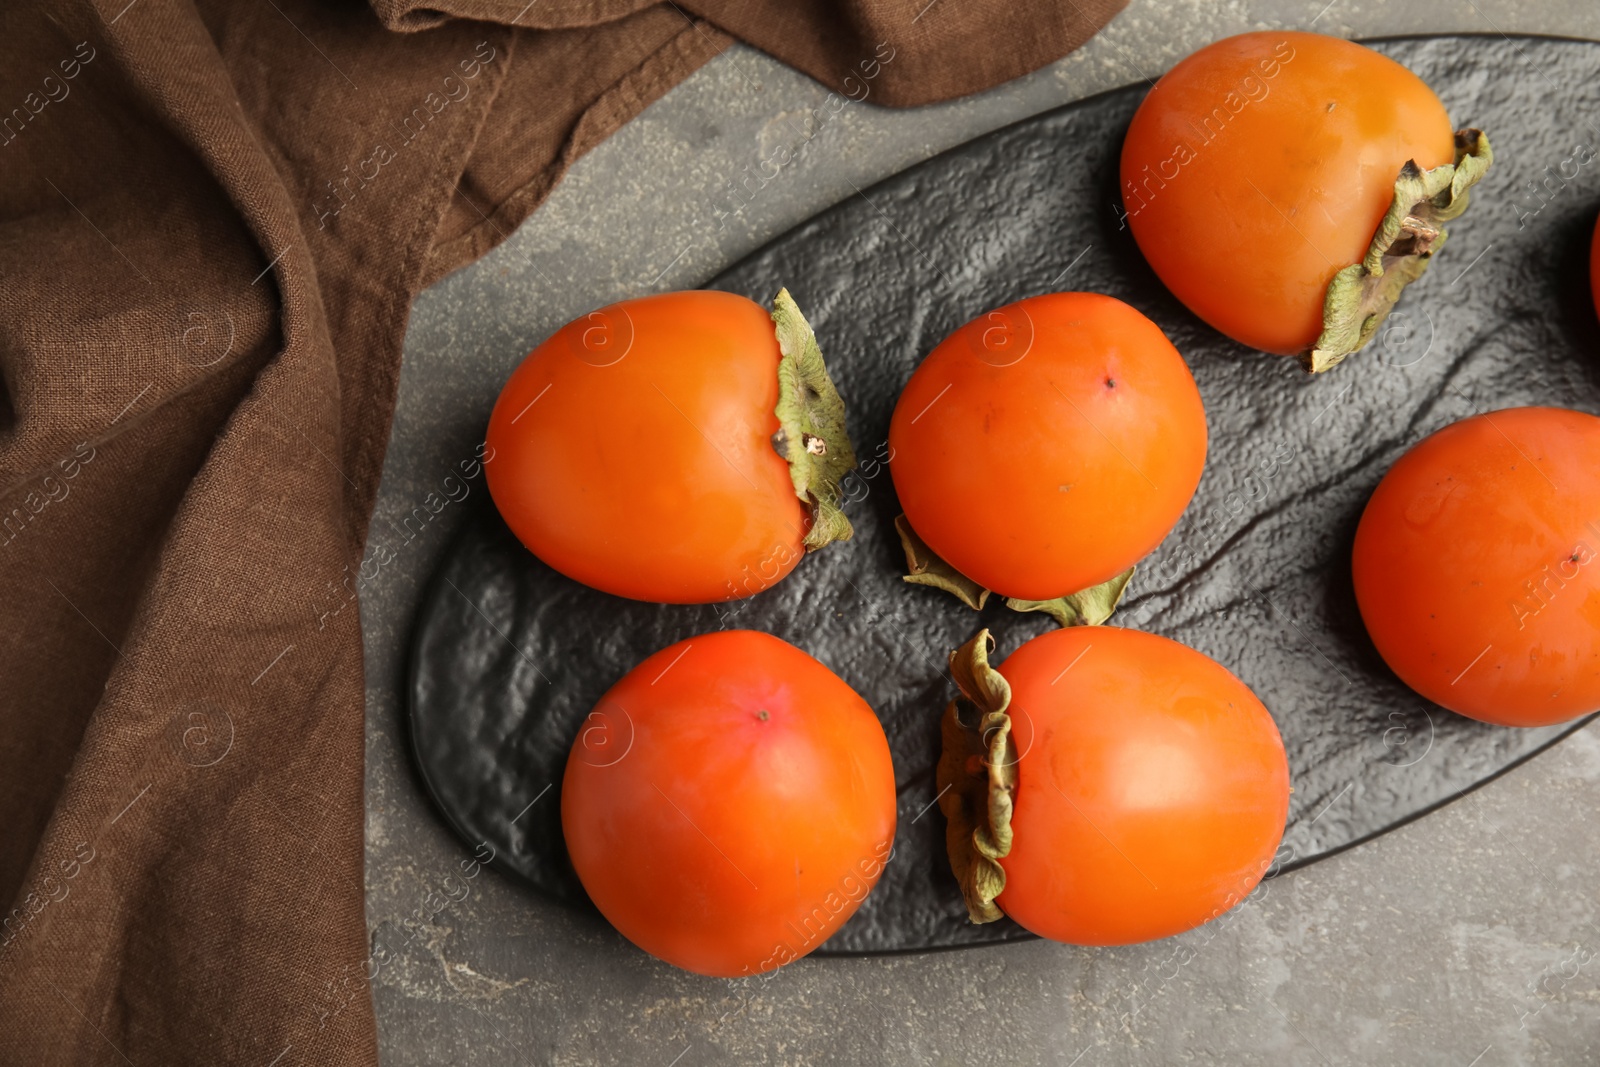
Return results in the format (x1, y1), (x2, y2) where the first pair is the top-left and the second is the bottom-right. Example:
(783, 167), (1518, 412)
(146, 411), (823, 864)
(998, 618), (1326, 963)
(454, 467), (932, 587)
(888, 292), (1206, 601)
(1121, 31), (1457, 355)
(561, 630), (897, 977)
(485, 290), (807, 604)
(996, 627), (1290, 945)
(1352, 407), (1600, 727)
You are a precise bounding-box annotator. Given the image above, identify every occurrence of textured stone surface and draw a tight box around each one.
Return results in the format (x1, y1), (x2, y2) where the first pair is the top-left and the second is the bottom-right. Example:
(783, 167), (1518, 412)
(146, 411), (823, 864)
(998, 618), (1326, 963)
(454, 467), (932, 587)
(367, 1), (1600, 1062)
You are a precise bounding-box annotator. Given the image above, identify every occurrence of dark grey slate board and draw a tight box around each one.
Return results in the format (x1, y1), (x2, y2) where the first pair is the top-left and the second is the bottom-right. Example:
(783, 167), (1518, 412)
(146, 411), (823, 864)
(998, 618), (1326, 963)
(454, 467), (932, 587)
(408, 35), (1600, 954)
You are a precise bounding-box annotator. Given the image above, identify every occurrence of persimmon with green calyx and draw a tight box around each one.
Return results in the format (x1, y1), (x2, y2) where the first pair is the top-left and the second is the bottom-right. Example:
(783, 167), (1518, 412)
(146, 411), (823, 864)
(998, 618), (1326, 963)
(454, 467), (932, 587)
(938, 628), (1290, 944)
(1120, 31), (1493, 372)
(888, 292), (1206, 626)
(561, 630), (897, 977)
(485, 289), (857, 604)
(1353, 407), (1600, 728)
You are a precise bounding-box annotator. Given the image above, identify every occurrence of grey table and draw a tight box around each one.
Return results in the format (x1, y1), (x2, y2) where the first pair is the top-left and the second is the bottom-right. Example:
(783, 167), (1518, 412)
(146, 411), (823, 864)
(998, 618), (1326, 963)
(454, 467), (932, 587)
(364, 2), (1600, 1063)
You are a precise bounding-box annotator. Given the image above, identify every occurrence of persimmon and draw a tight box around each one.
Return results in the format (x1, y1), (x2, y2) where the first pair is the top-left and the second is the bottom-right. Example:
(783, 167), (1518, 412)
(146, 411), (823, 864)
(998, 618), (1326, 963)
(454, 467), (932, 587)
(1591, 212), (1600, 320)
(485, 289), (856, 603)
(561, 630), (897, 976)
(888, 292), (1206, 625)
(1121, 31), (1492, 371)
(1353, 406), (1600, 727)
(938, 628), (1290, 945)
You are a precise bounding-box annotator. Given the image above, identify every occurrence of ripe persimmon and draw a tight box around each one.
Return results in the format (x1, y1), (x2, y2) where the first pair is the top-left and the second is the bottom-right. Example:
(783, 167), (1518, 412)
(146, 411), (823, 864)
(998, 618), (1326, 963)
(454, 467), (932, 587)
(1353, 406), (1600, 727)
(938, 628), (1290, 944)
(1121, 31), (1491, 371)
(1591, 212), (1600, 319)
(561, 630), (897, 976)
(486, 289), (856, 603)
(888, 292), (1206, 624)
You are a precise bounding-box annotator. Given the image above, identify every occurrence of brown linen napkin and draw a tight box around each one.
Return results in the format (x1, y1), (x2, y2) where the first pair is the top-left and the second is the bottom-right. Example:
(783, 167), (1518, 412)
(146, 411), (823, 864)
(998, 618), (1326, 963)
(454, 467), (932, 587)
(0, 0), (1124, 1062)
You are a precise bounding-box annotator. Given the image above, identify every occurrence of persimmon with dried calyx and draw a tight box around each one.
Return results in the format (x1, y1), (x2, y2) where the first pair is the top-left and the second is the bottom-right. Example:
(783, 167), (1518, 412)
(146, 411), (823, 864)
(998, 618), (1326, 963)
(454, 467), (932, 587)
(485, 289), (857, 604)
(1120, 31), (1493, 372)
(888, 292), (1206, 626)
(938, 628), (1290, 945)
(561, 630), (897, 977)
(1353, 406), (1600, 728)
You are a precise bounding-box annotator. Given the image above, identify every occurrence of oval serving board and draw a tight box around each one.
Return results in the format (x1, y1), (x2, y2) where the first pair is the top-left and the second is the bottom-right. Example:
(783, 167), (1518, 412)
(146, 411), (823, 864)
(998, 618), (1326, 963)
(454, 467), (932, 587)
(409, 35), (1600, 954)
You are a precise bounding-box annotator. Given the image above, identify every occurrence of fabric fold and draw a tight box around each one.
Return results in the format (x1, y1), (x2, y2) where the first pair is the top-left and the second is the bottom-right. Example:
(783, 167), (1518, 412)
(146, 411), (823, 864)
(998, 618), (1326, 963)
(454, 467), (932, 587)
(0, 0), (1123, 1062)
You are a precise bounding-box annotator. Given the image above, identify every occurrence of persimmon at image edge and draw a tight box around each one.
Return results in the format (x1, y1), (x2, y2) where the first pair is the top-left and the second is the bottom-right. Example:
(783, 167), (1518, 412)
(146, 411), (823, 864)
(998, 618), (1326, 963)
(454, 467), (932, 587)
(939, 626), (1290, 945)
(561, 630), (897, 977)
(1352, 406), (1600, 728)
(485, 289), (857, 605)
(1121, 30), (1491, 369)
(1590, 213), (1600, 320)
(888, 291), (1206, 605)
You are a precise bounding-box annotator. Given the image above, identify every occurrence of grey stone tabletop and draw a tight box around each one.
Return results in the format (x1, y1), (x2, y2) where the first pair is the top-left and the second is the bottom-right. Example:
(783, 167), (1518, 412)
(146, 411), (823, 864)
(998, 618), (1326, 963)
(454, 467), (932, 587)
(362, 1), (1600, 1063)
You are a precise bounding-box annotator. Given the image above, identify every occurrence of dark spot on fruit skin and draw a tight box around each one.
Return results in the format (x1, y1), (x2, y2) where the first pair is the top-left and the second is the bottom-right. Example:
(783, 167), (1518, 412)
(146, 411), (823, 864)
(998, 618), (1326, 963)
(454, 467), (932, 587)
(757, 709), (770, 721)
(1105, 377), (1117, 389)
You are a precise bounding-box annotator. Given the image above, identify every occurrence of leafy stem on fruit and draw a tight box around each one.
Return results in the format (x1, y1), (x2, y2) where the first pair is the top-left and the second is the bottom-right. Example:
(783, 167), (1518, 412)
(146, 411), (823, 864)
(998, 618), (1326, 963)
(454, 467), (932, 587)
(1006, 566), (1134, 627)
(895, 514), (990, 610)
(1307, 128), (1493, 373)
(937, 629), (1016, 924)
(895, 513), (1132, 625)
(771, 288), (859, 550)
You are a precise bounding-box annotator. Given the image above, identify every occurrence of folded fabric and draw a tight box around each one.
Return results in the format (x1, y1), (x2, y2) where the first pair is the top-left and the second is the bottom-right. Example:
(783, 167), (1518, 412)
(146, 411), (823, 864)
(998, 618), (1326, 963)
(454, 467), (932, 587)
(0, 1), (1123, 1062)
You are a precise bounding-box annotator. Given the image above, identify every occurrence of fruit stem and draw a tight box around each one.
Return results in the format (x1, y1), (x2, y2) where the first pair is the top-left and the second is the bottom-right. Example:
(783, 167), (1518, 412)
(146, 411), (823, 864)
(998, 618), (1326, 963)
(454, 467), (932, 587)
(1306, 128), (1493, 373)
(936, 629), (1017, 924)
(771, 289), (859, 550)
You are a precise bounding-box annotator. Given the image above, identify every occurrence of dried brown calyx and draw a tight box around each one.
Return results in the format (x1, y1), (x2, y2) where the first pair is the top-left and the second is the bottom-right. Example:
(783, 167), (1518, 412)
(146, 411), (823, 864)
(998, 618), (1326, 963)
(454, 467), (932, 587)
(936, 629), (1018, 923)
(1306, 128), (1494, 373)
(770, 288), (858, 550)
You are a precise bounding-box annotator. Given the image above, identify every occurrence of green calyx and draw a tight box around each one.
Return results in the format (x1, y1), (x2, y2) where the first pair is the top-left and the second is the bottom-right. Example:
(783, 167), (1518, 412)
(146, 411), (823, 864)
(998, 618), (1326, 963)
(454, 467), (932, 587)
(771, 288), (858, 551)
(896, 515), (990, 610)
(936, 629), (1017, 924)
(1006, 567), (1133, 627)
(1307, 128), (1494, 373)
(894, 513), (1132, 626)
